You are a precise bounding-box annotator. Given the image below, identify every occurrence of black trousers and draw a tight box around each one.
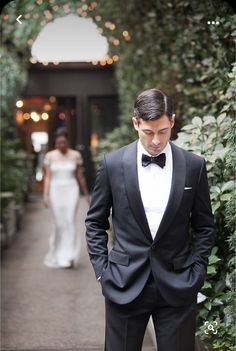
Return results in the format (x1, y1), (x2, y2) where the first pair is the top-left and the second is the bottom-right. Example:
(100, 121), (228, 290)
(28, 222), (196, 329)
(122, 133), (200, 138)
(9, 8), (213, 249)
(104, 272), (198, 351)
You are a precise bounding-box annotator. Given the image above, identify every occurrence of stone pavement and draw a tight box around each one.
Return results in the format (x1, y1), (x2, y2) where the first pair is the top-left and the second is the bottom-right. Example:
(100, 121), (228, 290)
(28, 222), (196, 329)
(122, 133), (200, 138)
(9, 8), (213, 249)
(1, 192), (155, 351)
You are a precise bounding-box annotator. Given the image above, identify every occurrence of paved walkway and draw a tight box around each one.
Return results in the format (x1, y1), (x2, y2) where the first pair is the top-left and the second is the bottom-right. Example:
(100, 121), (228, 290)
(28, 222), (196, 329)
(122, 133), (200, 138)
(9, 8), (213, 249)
(1, 192), (155, 351)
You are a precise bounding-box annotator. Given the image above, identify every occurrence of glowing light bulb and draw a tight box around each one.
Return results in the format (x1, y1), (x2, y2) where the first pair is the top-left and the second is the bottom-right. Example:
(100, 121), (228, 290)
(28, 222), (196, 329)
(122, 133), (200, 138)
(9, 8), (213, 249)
(23, 113), (30, 120)
(42, 112), (49, 120)
(16, 100), (24, 108)
(49, 96), (56, 103)
(30, 57), (37, 64)
(31, 112), (40, 122)
(112, 55), (119, 62)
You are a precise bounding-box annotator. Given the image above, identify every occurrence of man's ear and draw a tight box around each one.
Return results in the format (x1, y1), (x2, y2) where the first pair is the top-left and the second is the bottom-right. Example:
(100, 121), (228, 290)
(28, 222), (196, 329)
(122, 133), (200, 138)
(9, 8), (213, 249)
(170, 114), (176, 128)
(132, 117), (139, 131)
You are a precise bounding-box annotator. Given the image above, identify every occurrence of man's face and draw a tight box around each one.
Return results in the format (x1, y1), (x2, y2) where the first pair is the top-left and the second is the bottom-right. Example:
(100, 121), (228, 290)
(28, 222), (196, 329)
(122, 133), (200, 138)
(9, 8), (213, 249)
(132, 114), (175, 155)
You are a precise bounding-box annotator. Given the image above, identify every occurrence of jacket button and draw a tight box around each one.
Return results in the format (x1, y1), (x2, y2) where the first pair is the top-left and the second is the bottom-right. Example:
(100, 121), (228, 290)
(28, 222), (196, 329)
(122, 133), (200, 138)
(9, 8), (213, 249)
(152, 245), (156, 250)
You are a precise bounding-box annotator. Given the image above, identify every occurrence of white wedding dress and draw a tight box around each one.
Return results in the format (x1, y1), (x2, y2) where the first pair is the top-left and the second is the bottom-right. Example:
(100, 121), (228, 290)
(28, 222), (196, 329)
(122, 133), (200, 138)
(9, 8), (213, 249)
(43, 149), (83, 268)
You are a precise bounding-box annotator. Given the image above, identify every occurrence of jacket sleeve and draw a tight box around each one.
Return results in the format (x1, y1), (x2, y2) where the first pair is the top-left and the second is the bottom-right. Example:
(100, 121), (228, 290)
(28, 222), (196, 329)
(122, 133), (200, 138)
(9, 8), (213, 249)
(85, 154), (113, 279)
(191, 159), (215, 274)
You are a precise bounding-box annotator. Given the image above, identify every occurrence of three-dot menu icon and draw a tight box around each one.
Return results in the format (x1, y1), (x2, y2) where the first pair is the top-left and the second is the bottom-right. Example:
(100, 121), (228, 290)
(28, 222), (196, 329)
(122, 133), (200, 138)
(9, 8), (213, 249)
(207, 21), (220, 25)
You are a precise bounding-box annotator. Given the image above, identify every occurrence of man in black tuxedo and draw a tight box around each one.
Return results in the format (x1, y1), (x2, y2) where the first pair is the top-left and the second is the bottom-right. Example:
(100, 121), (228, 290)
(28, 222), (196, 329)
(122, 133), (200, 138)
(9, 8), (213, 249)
(85, 88), (214, 351)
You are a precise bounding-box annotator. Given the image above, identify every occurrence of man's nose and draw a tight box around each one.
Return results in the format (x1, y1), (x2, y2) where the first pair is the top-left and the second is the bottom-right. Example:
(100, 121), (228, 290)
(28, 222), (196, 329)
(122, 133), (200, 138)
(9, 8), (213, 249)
(152, 135), (160, 145)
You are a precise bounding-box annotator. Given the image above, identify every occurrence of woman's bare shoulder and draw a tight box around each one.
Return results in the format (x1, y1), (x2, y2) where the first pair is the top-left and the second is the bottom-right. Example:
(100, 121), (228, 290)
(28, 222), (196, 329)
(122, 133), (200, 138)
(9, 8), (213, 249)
(46, 149), (57, 155)
(45, 149), (58, 160)
(70, 149), (83, 164)
(70, 149), (82, 156)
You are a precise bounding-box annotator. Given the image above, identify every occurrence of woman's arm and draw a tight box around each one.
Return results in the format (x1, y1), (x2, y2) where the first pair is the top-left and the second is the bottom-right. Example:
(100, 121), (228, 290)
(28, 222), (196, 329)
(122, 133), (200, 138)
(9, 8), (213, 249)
(43, 164), (51, 207)
(76, 165), (90, 203)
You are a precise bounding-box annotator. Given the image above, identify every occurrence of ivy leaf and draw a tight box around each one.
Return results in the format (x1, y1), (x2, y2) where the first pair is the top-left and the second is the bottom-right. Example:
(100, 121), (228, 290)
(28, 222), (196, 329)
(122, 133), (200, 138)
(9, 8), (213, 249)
(211, 247), (218, 255)
(182, 124), (195, 130)
(212, 202), (221, 213)
(220, 193), (231, 201)
(212, 298), (224, 306)
(210, 186), (221, 193)
(192, 116), (202, 127)
(205, 301), (212, 310)
(208, 255), (221, 264)
(203, 281), (212, 289)
(217, 113), (226, 124)
(207, 265), (216, 274)
(203, 115), (216, 126)
(221, 180), (234, 192)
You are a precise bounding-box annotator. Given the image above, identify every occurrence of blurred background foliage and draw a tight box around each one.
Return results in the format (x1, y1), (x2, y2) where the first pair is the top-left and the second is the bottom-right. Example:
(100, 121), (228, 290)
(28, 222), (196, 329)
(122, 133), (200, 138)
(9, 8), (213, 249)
(1, 1), (235, 349)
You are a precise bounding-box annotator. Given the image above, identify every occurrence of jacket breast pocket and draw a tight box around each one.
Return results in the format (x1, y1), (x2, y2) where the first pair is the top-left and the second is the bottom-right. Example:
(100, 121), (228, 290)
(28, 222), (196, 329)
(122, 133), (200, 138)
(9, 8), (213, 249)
(172, 253), (195, 271)
(180, 187), (194, 213)
(109, 249), (130, 266)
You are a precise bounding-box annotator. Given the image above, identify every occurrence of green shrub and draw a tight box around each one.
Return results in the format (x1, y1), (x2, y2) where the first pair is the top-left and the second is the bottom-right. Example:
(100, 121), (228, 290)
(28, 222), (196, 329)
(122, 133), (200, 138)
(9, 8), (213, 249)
(175, 64), (236, 350)
(1, 136), (34, 219)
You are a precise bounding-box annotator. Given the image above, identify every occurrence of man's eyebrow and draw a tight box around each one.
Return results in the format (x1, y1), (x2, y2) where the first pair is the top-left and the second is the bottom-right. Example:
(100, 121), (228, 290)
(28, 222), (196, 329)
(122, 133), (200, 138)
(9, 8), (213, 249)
(159, 127), (169, 131)
(142, 127), (169, 132)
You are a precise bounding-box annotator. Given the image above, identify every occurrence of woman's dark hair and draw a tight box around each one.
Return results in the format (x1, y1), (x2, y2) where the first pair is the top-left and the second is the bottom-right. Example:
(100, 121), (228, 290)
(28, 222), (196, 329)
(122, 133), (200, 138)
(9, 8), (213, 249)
(54, 127), (68, 140)
(134, 88), (173, 121)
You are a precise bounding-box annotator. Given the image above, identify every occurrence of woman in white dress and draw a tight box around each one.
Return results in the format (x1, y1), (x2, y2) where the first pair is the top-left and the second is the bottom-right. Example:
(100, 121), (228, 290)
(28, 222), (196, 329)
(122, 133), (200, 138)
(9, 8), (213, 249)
(43, 127), (90, 268)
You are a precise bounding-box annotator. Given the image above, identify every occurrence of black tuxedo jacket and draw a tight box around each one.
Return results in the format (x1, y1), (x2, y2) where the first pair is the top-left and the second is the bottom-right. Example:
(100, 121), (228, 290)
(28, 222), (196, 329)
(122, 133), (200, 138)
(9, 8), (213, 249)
(85, 139), (214, 306)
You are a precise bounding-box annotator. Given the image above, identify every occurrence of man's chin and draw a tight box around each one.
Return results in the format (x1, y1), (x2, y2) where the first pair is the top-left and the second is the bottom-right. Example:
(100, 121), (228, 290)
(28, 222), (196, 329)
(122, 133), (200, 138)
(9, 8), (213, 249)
(148, 146), (163, 155)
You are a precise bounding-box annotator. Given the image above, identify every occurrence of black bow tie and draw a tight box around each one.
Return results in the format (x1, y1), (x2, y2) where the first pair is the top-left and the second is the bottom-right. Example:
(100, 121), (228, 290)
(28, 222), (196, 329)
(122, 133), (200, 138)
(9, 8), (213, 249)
(142, 153), (166, 168)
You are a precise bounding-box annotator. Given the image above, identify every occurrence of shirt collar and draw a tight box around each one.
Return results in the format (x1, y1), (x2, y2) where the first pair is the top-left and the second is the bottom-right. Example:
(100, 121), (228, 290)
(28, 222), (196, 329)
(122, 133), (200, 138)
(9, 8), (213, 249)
(137, 139), (171, 159)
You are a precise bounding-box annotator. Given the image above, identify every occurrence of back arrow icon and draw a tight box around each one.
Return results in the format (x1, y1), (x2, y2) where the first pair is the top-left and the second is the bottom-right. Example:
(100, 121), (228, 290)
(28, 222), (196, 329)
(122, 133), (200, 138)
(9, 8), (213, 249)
(16, 15), (22, 24)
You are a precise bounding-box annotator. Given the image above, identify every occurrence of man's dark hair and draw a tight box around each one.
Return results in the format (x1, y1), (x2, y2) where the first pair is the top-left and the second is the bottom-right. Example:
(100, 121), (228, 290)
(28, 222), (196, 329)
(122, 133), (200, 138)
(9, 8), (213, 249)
(134, 88), (173, 121)
(54, 126), (68, 140)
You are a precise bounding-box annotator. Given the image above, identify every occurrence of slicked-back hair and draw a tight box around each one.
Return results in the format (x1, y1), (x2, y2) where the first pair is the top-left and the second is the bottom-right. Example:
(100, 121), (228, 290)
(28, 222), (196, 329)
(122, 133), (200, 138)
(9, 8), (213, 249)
(134, 88), (173, 121)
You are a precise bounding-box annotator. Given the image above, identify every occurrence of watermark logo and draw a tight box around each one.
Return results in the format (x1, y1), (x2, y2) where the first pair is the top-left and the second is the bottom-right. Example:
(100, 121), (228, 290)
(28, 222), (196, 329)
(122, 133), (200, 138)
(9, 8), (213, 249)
(204, 321), (218, 335)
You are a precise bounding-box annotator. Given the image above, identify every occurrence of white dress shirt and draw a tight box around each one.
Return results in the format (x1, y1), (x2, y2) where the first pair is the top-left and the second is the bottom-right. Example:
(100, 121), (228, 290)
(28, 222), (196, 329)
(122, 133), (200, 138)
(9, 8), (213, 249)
(137, 139), (173, 240)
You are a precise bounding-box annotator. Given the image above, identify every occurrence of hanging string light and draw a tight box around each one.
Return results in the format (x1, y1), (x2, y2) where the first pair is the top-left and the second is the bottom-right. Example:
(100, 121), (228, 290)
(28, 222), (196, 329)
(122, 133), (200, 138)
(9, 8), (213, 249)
(16, 100), (24, 108)
(30, 57), (37, 64)
(27, 39), (34, 46)
(44, 10), (53, 20)
(112, 55), (119, 62)
(113, 39), (120, 46)
(107, 58), (113, 64)
(77, 7), (83, 14)
(82, 4), (88, 10)
(23, 113), (30, 120)
(31, 112), (40, 122)
(63, 4), (70, 13)
(49, 96), (56, 103)
(42, 112), (49, 120)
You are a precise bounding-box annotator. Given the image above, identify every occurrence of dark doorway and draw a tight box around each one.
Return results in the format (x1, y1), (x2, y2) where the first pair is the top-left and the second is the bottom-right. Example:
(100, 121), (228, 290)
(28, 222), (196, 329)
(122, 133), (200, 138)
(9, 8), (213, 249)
(23, 62), (118, 191)
(81, 95), (119, 190)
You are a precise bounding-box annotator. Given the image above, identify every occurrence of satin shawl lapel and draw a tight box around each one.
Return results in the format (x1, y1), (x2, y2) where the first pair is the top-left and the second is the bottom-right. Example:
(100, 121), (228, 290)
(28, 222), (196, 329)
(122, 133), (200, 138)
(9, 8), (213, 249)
(123, 139), (153, 242)
(153, 141), (186, 243)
